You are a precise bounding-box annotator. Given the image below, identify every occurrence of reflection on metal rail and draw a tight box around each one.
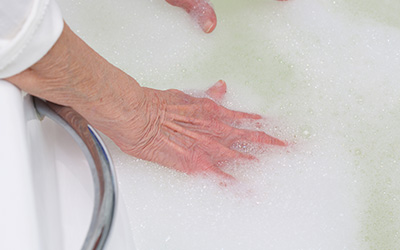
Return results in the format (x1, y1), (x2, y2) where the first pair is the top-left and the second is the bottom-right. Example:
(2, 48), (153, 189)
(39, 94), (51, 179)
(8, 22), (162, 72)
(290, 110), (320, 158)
(33, 97), (117, 250)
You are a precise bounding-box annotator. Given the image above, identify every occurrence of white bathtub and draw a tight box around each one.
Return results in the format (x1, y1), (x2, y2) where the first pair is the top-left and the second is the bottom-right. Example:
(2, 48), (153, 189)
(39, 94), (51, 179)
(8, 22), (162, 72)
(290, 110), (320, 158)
(3, 0), (400, 249)
(0, 80), (135, 250)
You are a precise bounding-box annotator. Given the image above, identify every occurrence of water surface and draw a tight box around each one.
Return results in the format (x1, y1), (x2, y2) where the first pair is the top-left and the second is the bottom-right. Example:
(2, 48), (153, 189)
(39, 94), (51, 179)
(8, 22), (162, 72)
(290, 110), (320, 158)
(58, 0), (400, 248)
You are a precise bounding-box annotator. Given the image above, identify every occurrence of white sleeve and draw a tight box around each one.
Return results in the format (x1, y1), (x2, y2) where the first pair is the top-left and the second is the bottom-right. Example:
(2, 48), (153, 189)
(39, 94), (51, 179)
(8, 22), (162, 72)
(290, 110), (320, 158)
(0, 0), (64, 78)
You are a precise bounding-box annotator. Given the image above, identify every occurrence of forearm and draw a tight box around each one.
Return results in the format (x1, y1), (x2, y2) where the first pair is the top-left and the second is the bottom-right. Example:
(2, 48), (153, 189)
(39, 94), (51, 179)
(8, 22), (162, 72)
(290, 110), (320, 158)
(5, 21), (285, 181)
(6, 22), (145, 133)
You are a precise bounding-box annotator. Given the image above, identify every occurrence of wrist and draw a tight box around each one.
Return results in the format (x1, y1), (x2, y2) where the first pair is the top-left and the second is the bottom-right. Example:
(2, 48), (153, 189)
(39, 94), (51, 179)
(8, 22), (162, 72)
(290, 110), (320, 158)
(8, 23), (122, 105)
(6, 22), (146, 136)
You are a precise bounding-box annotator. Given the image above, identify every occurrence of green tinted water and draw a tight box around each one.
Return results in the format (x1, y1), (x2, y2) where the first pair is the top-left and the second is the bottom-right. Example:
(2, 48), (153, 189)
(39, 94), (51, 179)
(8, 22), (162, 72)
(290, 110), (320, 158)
(58, 0), (400, 248)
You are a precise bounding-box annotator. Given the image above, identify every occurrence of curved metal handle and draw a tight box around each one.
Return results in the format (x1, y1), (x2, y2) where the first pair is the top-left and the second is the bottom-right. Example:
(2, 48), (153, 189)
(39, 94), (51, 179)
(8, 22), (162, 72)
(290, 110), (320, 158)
(33, 97), (117, 250)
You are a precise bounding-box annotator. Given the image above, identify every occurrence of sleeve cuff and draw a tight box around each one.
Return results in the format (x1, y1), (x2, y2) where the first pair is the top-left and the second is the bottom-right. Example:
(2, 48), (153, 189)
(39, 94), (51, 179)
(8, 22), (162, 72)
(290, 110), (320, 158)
(0, 0), (64, 79)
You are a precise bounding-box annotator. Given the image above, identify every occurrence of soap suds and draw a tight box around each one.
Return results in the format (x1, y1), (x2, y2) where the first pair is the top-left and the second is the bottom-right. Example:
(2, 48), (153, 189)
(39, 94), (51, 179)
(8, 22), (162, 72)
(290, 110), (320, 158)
(57, 0), (400, 248)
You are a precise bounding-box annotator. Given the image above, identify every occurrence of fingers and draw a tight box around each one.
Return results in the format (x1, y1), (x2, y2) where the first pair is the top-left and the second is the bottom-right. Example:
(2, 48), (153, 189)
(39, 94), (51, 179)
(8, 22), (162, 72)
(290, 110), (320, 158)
(204, 165), (237, 184)
(205, 81), (262, 120)
(156, 80), (286, 182)
(165, 0), (217, 33)
(206, 80), (227, 101)
(167, 113), (286, 146)
(168, 81), (262, 121)
(161, 117), (284, 182)
(160, 126), (241, 183)
(163, 120), (257, 161)
(216, 105), (263, 121)
(191, 1), (217, 33)
(239, 129), (287, 146)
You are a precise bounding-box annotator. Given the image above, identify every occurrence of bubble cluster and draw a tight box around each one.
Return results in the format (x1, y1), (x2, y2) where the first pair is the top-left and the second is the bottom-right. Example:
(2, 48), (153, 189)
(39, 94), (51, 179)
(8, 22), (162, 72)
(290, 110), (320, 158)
(57, 0), (400, 249)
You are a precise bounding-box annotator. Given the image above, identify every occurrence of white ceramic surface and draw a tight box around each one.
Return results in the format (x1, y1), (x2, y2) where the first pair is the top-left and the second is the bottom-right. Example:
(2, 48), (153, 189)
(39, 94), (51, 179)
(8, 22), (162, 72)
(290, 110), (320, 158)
(0, 80), (135, 250)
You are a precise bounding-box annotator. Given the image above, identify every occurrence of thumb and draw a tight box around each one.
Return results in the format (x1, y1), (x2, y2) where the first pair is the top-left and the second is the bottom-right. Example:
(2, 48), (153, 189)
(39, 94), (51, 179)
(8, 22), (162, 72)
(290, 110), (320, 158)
(206, 80), (227, 102)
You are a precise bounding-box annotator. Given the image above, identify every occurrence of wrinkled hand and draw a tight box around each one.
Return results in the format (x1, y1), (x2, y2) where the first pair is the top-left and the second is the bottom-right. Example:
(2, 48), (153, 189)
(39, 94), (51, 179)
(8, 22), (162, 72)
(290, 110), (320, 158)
(112, 80), (285, 180)
(7, 23), (285, 181)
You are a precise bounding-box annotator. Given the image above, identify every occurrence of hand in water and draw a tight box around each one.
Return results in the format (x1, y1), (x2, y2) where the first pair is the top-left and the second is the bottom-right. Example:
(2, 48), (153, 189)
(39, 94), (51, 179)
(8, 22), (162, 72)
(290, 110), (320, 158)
(8, 24), (285, 181)
(165, 0), (288, 33)
(112, 80), (286, 180)
(165, 0), (217, 33)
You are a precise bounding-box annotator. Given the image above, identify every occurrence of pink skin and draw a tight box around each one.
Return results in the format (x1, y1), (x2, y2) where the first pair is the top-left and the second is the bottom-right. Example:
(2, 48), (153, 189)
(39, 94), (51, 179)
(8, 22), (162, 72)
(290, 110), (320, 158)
(7, 23), (285, 181)
(118, 81), (286, 180)
(206, 79), (226, 100)
(165, 0), (288, 33)
(165, 0), (217, 33)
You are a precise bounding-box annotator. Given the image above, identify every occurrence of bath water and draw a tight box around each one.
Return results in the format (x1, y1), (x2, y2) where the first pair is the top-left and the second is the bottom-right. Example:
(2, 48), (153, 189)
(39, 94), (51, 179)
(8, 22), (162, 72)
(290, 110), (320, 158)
(57, 0), (400, 249)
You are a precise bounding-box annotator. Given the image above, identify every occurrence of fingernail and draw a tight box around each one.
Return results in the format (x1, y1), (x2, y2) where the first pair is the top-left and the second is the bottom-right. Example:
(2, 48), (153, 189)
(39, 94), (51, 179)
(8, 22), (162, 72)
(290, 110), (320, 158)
(215, 80), (224, 87)
(203, 20), (216, 33)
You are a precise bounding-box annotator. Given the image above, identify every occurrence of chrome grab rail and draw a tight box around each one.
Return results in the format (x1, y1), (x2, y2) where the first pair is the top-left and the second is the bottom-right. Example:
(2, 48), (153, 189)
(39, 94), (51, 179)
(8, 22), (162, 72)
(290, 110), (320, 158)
(33, 97), (117, 250)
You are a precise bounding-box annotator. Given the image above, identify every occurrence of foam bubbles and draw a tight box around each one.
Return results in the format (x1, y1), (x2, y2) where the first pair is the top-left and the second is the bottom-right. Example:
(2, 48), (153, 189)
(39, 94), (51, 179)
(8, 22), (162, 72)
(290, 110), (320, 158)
(57, 0), (400, 248)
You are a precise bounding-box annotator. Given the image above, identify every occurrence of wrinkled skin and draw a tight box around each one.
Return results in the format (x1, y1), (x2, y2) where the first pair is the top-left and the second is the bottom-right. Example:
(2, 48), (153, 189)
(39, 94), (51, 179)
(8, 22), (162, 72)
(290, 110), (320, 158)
(8, 0), (289, 181)
(114, 80), (286, 180)
(166, 0), (288, 33)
